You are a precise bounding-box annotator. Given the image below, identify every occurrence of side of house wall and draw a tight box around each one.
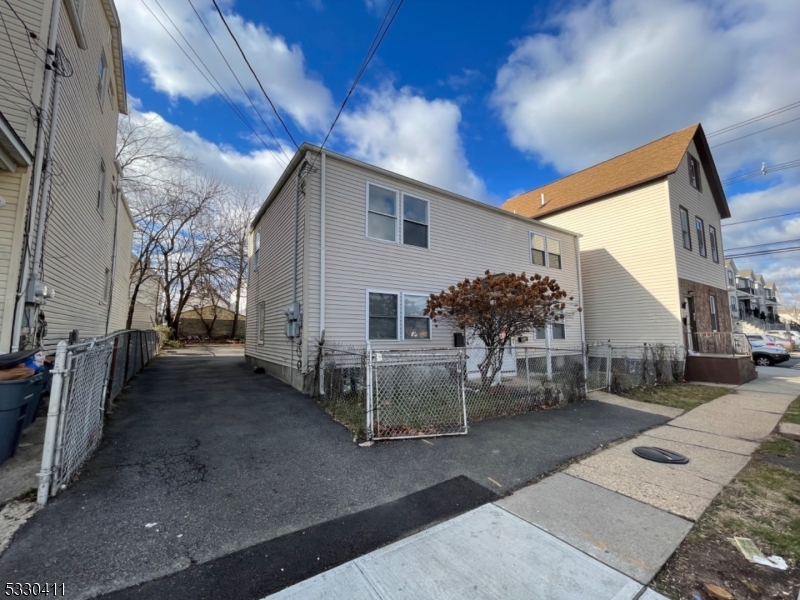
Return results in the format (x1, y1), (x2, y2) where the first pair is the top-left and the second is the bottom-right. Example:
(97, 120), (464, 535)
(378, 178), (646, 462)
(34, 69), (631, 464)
(668, 139), (728, 295)
(38, 0), (122, 349)
(107, 199), (134, 332)
(541, 180), (682, 345)
(0, 0), (50, 352)
(245, 158), (314, 386)
(316, 152), (582, 351)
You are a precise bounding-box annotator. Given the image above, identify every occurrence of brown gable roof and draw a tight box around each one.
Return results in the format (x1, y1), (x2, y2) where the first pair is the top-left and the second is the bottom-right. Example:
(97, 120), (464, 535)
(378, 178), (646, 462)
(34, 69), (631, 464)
(502, 124), (729, 219)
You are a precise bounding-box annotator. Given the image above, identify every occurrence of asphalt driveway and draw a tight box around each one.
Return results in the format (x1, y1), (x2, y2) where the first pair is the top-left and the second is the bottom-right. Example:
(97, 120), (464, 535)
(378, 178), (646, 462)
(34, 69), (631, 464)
(0, 346), (668, 599)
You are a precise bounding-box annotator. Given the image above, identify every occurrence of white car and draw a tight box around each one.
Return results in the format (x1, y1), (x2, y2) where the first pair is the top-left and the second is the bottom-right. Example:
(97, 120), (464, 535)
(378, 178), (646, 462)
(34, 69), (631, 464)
(747, 333), (793, 352)
(768, 330), (799, 347)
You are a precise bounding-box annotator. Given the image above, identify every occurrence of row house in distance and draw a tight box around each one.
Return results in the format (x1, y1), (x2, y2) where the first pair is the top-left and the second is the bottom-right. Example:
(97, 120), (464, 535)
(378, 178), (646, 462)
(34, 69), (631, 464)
(725, 260), (782, 325)
(502, 124), (754, 384)
(0, 0), (132, 352)
(245, 144), (584, 392)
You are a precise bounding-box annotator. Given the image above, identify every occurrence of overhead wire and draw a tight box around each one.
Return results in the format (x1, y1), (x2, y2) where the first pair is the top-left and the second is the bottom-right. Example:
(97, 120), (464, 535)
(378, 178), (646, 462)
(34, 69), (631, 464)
(710, 115), (800, 148)
(0, 6), (34, 104)
(722, 159), (800, 186)
(726, 237), (800, 252)
(313, 0), (404, 162)
(185, 0), (293, 166)
(724, 210), (800, 227)
(210, 0), (299, 150)
(139, 0), (285, 167)
(707, 99), (800, 138)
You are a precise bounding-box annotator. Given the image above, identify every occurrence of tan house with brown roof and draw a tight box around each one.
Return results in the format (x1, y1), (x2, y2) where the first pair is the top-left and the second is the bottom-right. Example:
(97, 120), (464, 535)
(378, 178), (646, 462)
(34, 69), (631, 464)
(503, 124), (732, 353)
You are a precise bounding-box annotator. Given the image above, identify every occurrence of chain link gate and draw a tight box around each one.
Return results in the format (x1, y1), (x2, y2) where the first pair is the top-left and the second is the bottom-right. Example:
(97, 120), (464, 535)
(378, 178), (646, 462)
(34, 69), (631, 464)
(369, 349), (468, 440)
(37, 330), (161, 505)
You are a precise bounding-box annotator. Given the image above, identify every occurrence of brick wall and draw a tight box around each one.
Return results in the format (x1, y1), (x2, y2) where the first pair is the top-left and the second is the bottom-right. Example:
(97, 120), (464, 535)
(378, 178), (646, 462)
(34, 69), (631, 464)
(679, 278), (733, 353)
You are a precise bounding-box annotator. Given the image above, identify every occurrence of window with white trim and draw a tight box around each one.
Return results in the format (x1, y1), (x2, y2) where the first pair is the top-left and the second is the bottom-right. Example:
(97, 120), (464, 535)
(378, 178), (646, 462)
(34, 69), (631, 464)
(727, 270), (734, 286)
(710, 295), (719, 331)
(530, 232), (561, 269)
(97, 160), (106, 216)
(402, 194), (429, 248)
(534, 325), (546, 340)
(730, 296), (737, 311)
(688, 155), (701, 190)
(552, 323), (566, 339)
(368, 292), (398, 340)
(709, 225), (719, 263)
(98, 51), (108, 104)
(253, 231), (260, 269)
(403, 294), (430, 339)
(367, 184), (398, 242)
(695, 217), (706, 257)
(257, 302), (265, 343)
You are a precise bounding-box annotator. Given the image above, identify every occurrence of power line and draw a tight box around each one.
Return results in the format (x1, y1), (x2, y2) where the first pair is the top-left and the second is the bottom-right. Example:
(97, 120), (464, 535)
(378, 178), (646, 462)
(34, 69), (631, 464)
(312, 0), (405, 165)
(185, 0), (293, 165)
(707, 99), (800, 138)
(726, 237), (800, 251)
(210, 0), (299, 150)
(140, 0), (284, 165)
(710, 115), (800, 148)
(722, 160), (800, 186)
(0, 7), (34, 104)
(725, 246), (800, 259)
(724, 210), (800, 226)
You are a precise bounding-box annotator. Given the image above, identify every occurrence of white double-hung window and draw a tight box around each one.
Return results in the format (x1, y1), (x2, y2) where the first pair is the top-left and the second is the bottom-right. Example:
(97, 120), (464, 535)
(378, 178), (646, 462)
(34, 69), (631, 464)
(367, 291), (431, 341)
(367, 183), (430, 249)
(367, 184), (398, 242)
(530, 232), (561, 269)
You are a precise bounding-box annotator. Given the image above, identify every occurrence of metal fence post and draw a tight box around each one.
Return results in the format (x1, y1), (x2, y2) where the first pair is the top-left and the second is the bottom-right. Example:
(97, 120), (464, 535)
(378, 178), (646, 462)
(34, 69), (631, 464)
(545, 329), (553, 382)
(37, 341), (68, 505)
(606, 342), (612, 392)
(525, 347), (530, 395)
(460, 349), (468, 433)
(365, 342), (373, 439)
(583, 343), (589, 396)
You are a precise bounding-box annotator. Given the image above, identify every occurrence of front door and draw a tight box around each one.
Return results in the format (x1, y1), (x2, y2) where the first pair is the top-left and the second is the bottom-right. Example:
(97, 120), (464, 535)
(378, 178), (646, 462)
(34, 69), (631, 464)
(684, 296), (697, 352)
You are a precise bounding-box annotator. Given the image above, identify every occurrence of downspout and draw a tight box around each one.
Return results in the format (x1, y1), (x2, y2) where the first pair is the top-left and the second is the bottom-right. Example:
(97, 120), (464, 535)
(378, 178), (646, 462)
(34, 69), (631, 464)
(11, 0), (63, 351)
(105, 185), (122, 334)
(319, 151), (326, 338)
(574, 235), (586, 346)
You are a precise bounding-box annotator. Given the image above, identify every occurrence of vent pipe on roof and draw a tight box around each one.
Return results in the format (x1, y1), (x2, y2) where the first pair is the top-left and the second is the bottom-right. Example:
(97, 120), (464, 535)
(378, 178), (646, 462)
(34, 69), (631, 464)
(541, 193), (546, 206)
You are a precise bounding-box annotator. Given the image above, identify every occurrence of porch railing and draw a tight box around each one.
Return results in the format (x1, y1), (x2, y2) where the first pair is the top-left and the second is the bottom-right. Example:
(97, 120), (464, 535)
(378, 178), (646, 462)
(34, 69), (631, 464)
(690, 332), (750, 356)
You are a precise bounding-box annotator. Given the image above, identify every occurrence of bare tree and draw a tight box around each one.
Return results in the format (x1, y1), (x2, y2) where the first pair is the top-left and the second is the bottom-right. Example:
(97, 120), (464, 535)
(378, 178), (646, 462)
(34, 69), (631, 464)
(216, 186), (260, 339)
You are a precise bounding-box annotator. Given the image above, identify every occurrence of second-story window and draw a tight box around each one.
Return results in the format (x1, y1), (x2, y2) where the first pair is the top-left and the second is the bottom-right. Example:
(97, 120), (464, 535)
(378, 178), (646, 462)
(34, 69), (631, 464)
(688, 155), (701, 190)
(709, 225), (719, 263)
(530, 233), (562, 269)
(367, 183), (398, 242)
(253, 231), (260, 269)
(679, 207), (691, 250)
(98, 52), (108, 104)
(402, 194), (429, 248)
(695, 217), (706, 257)
(97, 160), (106, 216)
(727, 270), (734, 286)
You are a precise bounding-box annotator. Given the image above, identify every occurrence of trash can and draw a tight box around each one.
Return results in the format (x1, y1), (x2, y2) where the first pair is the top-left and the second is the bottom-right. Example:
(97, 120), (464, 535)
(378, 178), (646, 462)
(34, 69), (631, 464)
(22, 372), (45, 428)
(0, 374), (43, 466)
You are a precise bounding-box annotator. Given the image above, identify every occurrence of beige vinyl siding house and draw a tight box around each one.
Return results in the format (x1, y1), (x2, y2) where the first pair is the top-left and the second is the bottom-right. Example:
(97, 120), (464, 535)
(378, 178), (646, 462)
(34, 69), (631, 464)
(503, 124), (732, 349)
(539, 180), (680, 344)
(0, 0), (130, 353)
(247, 145), (584, 392)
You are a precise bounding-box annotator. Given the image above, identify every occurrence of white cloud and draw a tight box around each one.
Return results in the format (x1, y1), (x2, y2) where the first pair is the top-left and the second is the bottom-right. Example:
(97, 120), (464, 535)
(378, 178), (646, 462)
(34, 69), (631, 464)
(125, 105), (288, 193)
(491, 0), (800, 178)
(116, 0), (333, 132)
(338, 84), (490, 200)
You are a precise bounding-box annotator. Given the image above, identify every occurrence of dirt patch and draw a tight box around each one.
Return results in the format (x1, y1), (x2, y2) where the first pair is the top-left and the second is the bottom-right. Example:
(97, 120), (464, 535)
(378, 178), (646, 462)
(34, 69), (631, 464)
(653, 437), (800, 599)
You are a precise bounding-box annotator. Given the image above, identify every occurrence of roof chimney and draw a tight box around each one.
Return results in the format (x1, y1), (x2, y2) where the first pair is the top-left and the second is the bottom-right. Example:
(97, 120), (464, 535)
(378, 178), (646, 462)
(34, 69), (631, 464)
(541, 193), (546, 206)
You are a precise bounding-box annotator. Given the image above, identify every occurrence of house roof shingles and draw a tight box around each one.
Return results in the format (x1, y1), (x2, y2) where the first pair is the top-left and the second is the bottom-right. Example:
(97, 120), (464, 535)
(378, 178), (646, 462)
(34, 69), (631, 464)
(502, 124), (729, 219)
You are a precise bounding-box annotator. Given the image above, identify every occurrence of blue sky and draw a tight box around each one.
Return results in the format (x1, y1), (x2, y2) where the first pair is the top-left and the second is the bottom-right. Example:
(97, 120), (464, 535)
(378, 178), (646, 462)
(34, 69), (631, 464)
(118, 0), (800, 304)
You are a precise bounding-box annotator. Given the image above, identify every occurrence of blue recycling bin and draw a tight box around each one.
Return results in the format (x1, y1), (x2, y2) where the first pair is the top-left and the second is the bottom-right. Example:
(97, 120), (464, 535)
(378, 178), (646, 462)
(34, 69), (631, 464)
(1, 373), (44, 466)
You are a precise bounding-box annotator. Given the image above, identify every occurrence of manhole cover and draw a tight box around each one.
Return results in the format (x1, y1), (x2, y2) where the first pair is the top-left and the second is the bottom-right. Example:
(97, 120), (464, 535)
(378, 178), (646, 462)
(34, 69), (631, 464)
(632, 446), (689, 464)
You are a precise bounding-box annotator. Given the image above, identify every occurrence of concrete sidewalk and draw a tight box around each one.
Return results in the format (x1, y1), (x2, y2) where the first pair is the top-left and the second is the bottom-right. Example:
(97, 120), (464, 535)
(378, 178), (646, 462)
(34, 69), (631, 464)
(266, 368), (800, 599)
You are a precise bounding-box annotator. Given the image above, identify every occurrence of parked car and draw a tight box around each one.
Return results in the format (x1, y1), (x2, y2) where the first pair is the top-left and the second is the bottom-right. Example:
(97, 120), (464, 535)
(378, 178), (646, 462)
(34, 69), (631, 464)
(748, 337), (791, 366)
(768, 330), (799, 348)
(746, 333), (793, 352)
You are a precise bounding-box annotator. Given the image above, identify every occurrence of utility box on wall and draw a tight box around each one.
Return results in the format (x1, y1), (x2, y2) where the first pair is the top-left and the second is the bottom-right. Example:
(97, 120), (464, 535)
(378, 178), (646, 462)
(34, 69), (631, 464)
(284, 302), (302, 338)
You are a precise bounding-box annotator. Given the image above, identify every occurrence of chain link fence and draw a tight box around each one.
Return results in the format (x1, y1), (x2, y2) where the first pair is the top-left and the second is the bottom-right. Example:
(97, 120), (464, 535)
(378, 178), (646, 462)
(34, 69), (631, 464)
(586, 343), (687, 394)
(37, 330), (161, 505)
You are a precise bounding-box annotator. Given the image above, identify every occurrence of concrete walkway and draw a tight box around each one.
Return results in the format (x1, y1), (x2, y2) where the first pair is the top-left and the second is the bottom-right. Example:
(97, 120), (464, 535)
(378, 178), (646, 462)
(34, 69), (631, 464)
(266, 368), (800, 599)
